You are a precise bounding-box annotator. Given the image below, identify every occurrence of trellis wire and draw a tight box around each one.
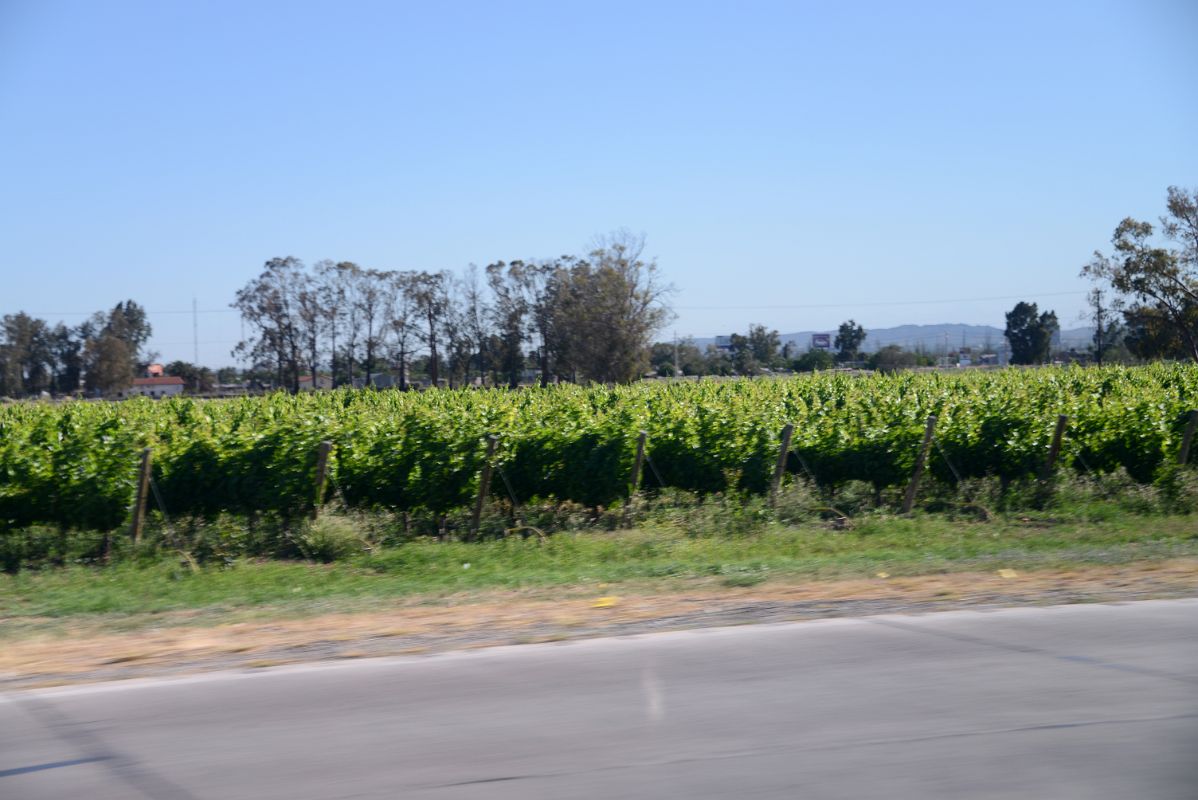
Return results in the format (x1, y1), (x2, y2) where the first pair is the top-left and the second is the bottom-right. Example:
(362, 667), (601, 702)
(1065, 432), (1096, 475)
(495, 464), (526, 523)
(791, 448), (820, 486)
(931, 434), (964, 484)
(643, 451), (668, 490)
(327, 469), (351, 508)
(148, 474), (196, 568)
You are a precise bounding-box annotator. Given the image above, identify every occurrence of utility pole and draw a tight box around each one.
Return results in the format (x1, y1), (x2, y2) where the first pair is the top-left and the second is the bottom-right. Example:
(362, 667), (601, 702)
(192, 297), (199, 365)
(673, 331), (680, 377)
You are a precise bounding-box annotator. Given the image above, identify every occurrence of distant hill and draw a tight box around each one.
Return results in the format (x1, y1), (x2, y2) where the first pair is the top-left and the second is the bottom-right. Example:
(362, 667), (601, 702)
(692, 324), (1094, 353)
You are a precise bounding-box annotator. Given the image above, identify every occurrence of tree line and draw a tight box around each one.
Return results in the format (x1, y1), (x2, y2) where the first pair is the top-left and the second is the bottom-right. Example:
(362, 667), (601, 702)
(232, 231), (672, 392)
(648, 320), (880, 377)
(0, 302), (152, 398)
(663, 185), (1198, 374)
(3, 186), (1194, 398)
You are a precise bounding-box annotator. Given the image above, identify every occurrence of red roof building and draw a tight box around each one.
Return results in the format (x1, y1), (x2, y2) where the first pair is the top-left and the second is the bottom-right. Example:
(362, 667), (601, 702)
(118, 376), (185, 399)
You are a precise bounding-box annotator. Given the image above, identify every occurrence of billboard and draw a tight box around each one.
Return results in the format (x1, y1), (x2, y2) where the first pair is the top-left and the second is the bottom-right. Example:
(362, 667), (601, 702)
(811, 333), (831, 350)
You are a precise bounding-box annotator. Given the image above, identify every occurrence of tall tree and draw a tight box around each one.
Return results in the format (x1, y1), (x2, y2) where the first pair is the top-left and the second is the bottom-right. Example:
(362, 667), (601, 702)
(165, 361), (215, 393)
(727, 332), (758, 374)
(1082, 186), (1198, 362)
(294, 270), (325, 390)
(410, 270), (451, 387)
(385, 271), (420, 390)
(0, 312), (52, 396)
(747, 324), (780, 367)
(727, 324), (780, 375)
(544, 232), (672, 383)
(834, 320), (866, 363)
(315, 260), (345, 386)
(103, 300), (153, 365)
(649, 337), (705, 377)
(327, 261), (363, 385)
(355, 268), (391, 388)
(457, 264), (492, 385)
(1122, 304), (1194, 361)
(49, 323), (84, 394)
(1004, 301), (1058, 365)
(486, 261), (533, 388)
(70, 301), (153, 394)
(232, 256), (305, 392)
(525, 259), (564, 387)
(83, 334), (133, 394)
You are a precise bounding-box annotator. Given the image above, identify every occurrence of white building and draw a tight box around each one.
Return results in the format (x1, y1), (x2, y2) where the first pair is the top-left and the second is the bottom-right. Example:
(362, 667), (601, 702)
(118, 376), (185, 399)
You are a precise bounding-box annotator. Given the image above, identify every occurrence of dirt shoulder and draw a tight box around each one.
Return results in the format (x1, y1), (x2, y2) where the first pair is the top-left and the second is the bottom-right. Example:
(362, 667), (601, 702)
(3, 559), (1196, 690)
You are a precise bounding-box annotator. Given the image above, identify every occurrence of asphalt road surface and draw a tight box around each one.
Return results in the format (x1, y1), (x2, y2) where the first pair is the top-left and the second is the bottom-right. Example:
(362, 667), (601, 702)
(3, 599), (1197, 799)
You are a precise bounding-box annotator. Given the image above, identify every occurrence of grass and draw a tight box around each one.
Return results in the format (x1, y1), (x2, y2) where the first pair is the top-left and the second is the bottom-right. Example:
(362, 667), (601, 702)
(2, 505), (1196, 632)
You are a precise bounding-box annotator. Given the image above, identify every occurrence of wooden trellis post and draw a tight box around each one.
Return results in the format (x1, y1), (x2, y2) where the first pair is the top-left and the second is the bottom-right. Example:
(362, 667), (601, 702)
(901, 415), (937, 514)
(769, 423), (795, 508)
(1040, 415), (1069, 481)
(129, 448), (152, 545)
(1179, 410), (1198, 466)
(470, 436), (499, 536)
(312, 440), (333, 519)
(622, 431), (648, 528)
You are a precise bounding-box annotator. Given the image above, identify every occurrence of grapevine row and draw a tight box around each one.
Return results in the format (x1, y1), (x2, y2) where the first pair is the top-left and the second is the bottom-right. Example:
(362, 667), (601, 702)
(1, 365), (1196, 531)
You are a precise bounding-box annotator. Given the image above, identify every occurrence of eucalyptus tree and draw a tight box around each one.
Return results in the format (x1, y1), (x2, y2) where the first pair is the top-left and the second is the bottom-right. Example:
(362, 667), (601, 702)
(384, 271), (420, 390)
(325, 261), (364, 385)
(486, 260), (532, 388)
(543, 232), (672, 384)
(457, 264), (492, 384)
(294, 269), (325, 389)
(232, 256), (305, 392)
(355, 268), (392, 388)
(1083, 186), (1198, 362)
(409, 270), (452, 387)
(314, 260), (344, 385)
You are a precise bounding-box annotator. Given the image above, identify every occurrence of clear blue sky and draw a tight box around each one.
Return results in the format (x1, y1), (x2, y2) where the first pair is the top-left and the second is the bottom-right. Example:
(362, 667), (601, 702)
(2, 0), (1195, 365)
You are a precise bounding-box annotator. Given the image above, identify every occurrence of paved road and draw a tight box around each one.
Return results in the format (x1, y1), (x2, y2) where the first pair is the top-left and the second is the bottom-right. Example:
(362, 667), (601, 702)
(3, 599), (1196, 799)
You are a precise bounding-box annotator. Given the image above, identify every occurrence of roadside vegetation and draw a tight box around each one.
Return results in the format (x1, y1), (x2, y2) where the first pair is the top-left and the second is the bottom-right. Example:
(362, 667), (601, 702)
(2, 472), (1196, 626)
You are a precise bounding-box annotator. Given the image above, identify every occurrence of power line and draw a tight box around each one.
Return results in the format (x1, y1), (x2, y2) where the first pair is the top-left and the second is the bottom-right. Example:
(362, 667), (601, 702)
(674, 290), (1087, 311)
(150, 340), (240, 346)
(19, 290), (1087, 317)
(21, 309), (237, 316)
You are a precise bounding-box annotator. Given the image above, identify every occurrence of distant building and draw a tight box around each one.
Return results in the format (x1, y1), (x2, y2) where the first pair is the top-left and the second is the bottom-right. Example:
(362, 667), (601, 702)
(299, 374), (334, 391)
(118, 376), (185, 399)
(350, 373), (400, 389)
(145, 363), (165, 377)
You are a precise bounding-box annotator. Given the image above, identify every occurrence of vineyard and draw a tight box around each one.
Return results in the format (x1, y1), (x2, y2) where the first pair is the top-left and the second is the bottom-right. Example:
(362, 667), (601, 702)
(1, 365), (1197, 535)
